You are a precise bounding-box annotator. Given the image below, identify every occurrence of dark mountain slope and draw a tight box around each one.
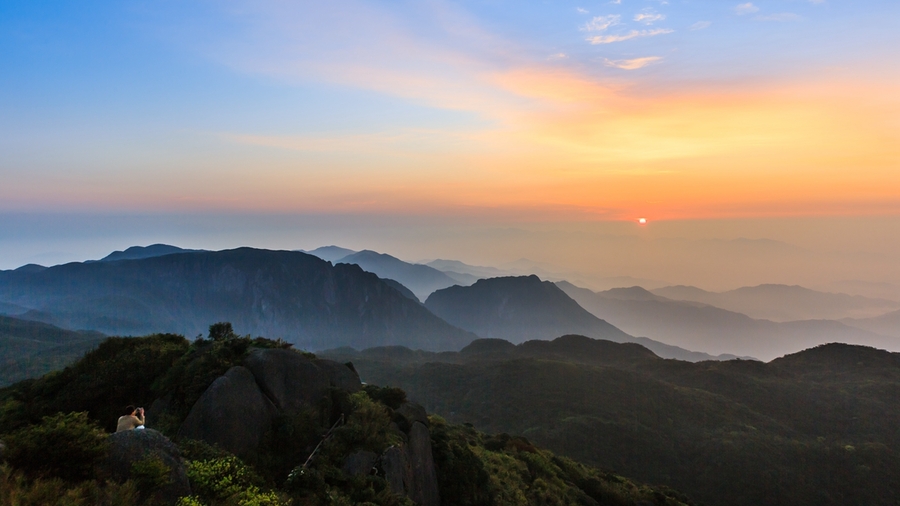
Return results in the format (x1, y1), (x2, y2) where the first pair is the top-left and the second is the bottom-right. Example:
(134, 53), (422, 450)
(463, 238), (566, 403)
(324, 337), (900, 506)
(98, 244), (202, 262)
(338, 250), (460, 300)
(0, 315), (105, 386)
(425, 275), (627, 343)
(424, 275), (725, 361)
(559, 281), (894, 360)
(0, 248), (474, 351)
(653, 283), (900, 321)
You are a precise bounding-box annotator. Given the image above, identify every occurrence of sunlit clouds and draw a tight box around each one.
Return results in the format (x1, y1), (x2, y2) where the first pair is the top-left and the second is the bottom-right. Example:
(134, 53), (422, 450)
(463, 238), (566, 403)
(1, 0), (899, 222)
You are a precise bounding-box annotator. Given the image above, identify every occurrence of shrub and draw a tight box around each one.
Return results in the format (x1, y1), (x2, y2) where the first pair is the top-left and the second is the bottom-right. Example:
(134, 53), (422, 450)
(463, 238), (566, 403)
(0, 334), (189, 434)
(2, 412), (108, 481)
(362, 385), (407, 410)
(185, 455), (288, 506)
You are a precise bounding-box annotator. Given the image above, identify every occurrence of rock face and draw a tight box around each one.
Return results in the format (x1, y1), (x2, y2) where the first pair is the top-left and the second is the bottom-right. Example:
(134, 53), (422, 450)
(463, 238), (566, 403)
(244, 349), (362, 413)
(314, 358), (363, 394)
(104, 429), (191, 504)
(177, 350), (362, 459)
(393, 402), (428, 433)
(244, 349), (331, 412)
(406, 422), (440, 506)
(380, 407), (440, 506)
(177, 366), (275, 460)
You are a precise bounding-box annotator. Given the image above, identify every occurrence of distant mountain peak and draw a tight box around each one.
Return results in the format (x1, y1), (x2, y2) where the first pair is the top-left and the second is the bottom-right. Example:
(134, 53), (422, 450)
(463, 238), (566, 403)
(99, 244), (200, 262)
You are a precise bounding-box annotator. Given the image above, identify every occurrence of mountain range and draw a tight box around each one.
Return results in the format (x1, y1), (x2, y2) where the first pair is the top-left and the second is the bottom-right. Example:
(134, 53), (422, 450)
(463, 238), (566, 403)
(559, 282), (896, 360)
(424, 275), (737, 361)
(0, 248), (475, 351)
(652, 283), (899, 321)
(322, 335), (900, 506)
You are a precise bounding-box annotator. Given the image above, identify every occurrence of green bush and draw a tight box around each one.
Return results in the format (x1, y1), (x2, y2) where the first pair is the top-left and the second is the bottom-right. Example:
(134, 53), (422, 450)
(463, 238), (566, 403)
(0, 464), (142, 506)
(2, 412), (108, 482)
(362, 385), (407, 410)
(185, 455), (288, 506)
(0, 333), (189, 434)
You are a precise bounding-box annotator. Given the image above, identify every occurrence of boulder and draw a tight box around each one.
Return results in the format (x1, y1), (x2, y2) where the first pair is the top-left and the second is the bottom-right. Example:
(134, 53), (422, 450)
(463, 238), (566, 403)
(314, 359), (362, 393)
(393, 402), (428, 432)
(244, 349), (331, 412)
(406, 422), (440, 506)
(381, 445), (411, 496)
(343, 450), (378, 476)
(103, 429), (191, 504)
(177, 366), (275, 460)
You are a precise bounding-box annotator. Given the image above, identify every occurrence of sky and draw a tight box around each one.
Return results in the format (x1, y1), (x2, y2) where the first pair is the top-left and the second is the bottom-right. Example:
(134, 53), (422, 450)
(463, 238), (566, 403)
(1, 0), (899, 292)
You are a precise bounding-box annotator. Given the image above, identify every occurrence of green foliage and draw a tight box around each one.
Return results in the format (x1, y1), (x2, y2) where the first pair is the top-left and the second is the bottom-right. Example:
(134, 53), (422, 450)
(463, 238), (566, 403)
(351, 348), (900, 506)
(131, 456), (173, 497)
(258, 409), (324, 483)
(362, 385), (407, 410)
(0, 464), (142, 506)
(0, 333), (189, 434)
(185, 456), (288, 506)
(2, 412), (108, 482)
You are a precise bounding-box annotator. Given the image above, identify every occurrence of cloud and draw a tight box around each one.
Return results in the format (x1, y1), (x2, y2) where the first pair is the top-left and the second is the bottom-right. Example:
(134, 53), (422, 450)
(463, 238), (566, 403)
(576, 7), (589, 14)
(604, 56), (663, 70)
(581, 15), (621, 32)
(690, 21), (711, 30)
(755, 13), (801, 22)
(587, 28), (674, 44)
(735, 3), (760, 15)
(549, 52), (568, 60)
(634, 9), (665, 25)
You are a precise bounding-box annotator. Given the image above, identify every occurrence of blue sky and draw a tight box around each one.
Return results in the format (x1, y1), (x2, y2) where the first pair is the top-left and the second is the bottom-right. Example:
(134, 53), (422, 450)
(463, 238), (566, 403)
(1, 1), (899, 290)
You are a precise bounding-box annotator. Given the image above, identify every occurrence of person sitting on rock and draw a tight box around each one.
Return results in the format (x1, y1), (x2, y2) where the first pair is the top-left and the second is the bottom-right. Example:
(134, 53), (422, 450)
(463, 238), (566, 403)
(116, 405), (145, 432)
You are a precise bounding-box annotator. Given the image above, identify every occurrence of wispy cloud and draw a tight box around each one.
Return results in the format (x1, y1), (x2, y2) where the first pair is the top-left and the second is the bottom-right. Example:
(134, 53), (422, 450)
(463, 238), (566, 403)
(755, 13), (801, 22)
(604, 56), (663, 70)
(690, 21), (711, 30)
(576, 7), (589, 14)
(581, 15), (621, 32)
(735, 3), (760, 15)
(587, 28), (674, 44)
(548, 52), (568, 60)
(634, 9), (665, 25)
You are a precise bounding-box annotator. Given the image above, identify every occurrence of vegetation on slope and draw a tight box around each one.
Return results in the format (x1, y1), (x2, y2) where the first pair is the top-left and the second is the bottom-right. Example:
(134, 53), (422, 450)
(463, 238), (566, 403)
(325, 335), (900, 506)
(0, 327), (693, 506)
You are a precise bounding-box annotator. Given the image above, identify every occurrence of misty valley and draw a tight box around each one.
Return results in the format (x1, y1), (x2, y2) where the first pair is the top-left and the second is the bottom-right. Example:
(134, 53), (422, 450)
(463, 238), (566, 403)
(1, 245), (899, 506)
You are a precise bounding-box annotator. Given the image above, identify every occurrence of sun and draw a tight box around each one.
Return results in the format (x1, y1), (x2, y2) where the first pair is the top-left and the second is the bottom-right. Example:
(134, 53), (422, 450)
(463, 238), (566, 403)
(638, 218), (647, 225)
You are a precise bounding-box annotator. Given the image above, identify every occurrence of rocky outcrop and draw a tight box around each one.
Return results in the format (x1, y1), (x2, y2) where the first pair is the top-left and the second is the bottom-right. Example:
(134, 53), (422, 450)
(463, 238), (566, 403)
(177, 366), (275, 460)
(393, 401), (428, 433)
(382, 445), (411, 495)
(406, 422), (440, 506)
(244, 349), (362, 413)
(380, 406), (440, 506)
(314, 358), (362, 393)
(103, 429), (190, 504)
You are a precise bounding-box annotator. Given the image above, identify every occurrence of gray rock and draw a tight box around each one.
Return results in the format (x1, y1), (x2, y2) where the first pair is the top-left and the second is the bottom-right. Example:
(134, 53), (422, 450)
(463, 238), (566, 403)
(406, 422), (440, 506)
(177, 366), (275, 460)
(381, 445), (411, 496)
(394, 402), (428, 432)
(314, 359), (362, 393)
(244, 349), (331, 412)
(343, 450), (378, 476)
(103, 428), (190, 505)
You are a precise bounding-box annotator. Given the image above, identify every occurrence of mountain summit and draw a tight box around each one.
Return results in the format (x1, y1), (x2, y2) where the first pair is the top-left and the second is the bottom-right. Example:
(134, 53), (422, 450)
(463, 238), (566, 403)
(0, 248), (474, 351)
